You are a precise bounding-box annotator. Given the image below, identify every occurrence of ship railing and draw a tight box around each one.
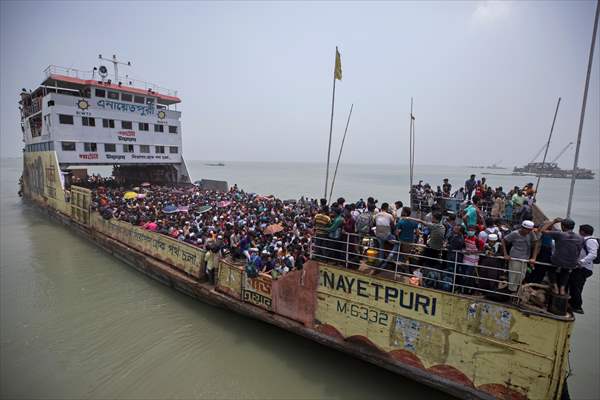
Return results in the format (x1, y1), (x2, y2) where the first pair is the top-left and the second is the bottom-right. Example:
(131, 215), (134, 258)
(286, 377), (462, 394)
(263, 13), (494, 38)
(309, 232), (554, 305)
(43, 65), (178, 98)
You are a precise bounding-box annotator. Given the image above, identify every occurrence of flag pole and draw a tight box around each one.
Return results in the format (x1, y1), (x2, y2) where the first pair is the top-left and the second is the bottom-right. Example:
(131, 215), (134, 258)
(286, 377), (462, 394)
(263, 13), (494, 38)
(324, 47), (339, 200)
(567, 0), (599, 218)
(329, 103), (354, 202)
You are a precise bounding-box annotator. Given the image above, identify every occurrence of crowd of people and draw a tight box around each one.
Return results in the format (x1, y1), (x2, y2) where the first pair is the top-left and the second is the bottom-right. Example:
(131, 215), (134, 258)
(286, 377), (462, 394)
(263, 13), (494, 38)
(411, 175), (538, 225)
(90, 173), (597, 314)
(92, 184), (315, 283)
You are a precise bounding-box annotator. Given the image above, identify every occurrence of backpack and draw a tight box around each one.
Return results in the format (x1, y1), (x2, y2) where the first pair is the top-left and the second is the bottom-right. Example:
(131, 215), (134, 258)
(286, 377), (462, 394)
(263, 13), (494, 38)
(583, 238), (600, 264)
(356, 212), (373, 235)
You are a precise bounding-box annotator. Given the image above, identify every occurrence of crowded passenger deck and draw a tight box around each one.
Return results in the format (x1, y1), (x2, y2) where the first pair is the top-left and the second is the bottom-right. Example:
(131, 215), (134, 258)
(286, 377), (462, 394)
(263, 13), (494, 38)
(80, 173), (597, 316)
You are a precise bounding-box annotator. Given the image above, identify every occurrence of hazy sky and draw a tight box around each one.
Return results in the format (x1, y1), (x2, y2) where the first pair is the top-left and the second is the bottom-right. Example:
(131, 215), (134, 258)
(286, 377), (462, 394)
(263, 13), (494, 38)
(1, 1), (598, 168)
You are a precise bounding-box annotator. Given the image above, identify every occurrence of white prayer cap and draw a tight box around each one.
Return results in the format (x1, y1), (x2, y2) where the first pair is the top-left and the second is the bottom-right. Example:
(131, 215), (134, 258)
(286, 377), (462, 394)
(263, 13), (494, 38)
(522, 220), (534, 229)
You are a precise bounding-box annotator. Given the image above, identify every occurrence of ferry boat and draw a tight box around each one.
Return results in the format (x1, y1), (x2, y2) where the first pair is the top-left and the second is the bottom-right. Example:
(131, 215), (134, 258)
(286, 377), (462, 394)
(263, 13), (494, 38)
(20, 61), (574, 400)
(512, 162), (595, 180)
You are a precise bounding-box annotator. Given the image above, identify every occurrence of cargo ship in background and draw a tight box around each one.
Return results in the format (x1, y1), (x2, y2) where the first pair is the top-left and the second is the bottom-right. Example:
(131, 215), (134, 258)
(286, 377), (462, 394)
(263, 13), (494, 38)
(19, 59), (575, 400)
(512, 142), (595, 180)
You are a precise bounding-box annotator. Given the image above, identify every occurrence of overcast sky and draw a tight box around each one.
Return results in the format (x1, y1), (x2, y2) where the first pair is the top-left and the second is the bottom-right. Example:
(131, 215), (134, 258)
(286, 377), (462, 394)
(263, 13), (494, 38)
(1, 1), (598, 168)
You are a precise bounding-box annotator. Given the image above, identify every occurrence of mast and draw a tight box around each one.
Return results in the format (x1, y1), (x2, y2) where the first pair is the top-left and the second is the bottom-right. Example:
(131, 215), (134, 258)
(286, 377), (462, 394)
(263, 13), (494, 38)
(328, 104), (354, 202)
(534, 97), (561, 199)
(566, 0), (599, 218)
(409, 98), (415, 191)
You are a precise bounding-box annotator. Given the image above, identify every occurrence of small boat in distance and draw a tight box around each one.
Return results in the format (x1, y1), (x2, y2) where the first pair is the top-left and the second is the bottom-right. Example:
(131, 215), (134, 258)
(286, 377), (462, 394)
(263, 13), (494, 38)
(205, 162), (225, 167)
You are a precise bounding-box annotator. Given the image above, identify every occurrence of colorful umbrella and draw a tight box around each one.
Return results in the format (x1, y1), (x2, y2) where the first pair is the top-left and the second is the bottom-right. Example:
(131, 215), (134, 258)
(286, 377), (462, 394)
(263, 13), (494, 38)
(141, 182), (151, 187)
(162, 204), (178, 214)
(178, 205), (189, 213)
(218, 200), (232, 208)
(263, 223), (284, 235)
(196, 205), (212, 214)
(137, 193), (146, 199)
(124, 191), (137, 200)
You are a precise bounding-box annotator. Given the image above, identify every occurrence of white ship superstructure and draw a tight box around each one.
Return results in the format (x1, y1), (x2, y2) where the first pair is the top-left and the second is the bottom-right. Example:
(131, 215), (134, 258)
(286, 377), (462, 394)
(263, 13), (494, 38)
(20, 58), (190, 183)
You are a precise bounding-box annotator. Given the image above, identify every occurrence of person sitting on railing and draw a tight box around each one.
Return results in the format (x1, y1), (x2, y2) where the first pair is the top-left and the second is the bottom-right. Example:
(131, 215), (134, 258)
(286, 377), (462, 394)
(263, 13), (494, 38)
(445, 224), (465, 291)
(478, 234), (509, 301)
(502, 220), (539, 293)
(326, 208), (344, 264)
(313, 201), (331, 260)
(374, 203), (396, 268)
(525, 224), (552, 284)
(397, 206), (418, 259)
(539, 218), (584, 296)
(403, 212), (446, 273)
(342, 206), (358, 269)
(461, 227), (485, 294)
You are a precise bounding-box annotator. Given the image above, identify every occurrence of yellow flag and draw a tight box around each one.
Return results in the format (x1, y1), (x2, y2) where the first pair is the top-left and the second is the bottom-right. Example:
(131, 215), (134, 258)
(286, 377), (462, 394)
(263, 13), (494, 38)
(334, 47), (342, 80)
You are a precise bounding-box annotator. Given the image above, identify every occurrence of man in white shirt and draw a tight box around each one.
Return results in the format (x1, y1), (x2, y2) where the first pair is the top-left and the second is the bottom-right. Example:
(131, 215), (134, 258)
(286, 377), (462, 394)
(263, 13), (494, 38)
(569, 224), (598, 314)
(374, 203), (395, 267)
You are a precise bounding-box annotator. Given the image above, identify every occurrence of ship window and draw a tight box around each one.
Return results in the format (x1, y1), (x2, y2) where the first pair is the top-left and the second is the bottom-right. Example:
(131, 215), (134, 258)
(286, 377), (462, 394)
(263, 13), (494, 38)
(82, 117), (96, 127)
(47, 100), (55, 107)
(108, 91), (119, 100)
(146, 98), (155, 105)
(84, 142), (97, 152)
(102, 119), (115, 128)
(121, 93), (133, 102)
(95, 89), (106, 98)
(59, 114), (74, 124)
(104, 143), (116, 152)
(123, 144), (134, 153)
(140, 145), (150, 153)
(134, 95), (145, 104)
(169, 146), (178, 154)
(61, 141), (76, 151)
(139, 122), (149, 131)
(155, 145), (165, 154)
(168, 125), (177, 134)
(121, 120), (132, 129)
(154, 124), (164, 132)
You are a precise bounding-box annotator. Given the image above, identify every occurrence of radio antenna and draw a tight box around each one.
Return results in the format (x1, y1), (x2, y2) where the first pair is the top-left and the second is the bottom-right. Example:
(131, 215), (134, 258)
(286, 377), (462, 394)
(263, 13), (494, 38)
(98, 54), (132, 83)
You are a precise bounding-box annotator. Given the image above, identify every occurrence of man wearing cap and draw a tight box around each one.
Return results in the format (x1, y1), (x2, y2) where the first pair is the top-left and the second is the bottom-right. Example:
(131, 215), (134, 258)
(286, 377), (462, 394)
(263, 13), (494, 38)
(540, 218), (584, 296)
(502, 220), (538, 293)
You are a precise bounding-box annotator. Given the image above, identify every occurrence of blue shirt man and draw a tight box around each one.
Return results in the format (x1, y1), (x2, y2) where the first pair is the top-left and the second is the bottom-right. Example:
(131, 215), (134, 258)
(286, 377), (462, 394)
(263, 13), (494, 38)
(397, 218), (418, 242)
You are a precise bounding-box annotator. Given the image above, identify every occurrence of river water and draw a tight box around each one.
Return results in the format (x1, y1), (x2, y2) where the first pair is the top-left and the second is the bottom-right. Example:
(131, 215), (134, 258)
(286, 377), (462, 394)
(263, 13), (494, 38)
(1, 158), (598, 399)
